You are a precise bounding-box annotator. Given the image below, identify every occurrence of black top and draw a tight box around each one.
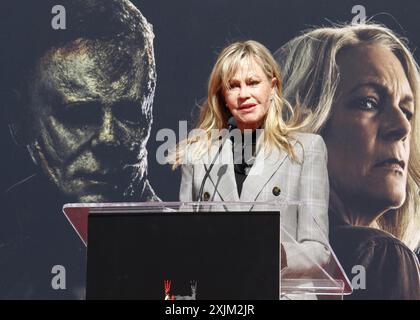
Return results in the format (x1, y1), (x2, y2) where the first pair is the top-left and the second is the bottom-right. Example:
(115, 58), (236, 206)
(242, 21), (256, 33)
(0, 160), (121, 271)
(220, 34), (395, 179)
(231, 131), (257, 197)
(233, 168), (247, 197)
(330, 223), (420, 300)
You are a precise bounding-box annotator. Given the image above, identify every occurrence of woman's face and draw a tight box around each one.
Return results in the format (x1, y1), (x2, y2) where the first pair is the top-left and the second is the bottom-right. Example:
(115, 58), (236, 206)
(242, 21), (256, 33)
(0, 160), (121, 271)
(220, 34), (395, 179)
(223, 58), (276, 131)
(325, 44), (414, 222)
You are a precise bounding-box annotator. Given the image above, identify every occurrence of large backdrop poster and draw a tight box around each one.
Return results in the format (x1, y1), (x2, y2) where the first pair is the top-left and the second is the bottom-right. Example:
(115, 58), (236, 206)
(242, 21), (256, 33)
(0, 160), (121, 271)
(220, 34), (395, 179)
(0, 0), (419, 300)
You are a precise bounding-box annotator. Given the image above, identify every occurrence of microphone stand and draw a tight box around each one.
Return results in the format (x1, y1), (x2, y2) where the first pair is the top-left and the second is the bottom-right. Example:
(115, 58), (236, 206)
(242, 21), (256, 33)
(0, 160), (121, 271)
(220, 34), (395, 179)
(195, 118), (236, 212)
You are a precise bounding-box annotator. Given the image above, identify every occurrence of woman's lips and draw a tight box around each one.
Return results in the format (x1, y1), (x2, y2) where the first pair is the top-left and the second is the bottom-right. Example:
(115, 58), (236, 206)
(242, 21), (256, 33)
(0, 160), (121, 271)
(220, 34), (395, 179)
(239, 103), (257, 112)
(374, 158), (405, 173)
(240, 103), (257, 109)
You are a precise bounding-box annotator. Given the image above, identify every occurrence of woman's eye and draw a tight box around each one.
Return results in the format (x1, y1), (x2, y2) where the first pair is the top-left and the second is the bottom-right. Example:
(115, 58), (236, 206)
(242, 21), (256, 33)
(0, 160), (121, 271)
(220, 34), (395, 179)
(249, 80), (260, 86)
(228, 83), (240, 90)
(402, 108), (413, 121)
(358, 97), (378, 110)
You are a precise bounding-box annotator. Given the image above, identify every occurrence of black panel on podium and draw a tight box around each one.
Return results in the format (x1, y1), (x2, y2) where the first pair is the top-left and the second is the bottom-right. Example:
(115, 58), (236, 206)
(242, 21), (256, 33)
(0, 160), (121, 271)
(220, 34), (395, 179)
(63, 201), (352, 300)
(87, 211), (279, 299)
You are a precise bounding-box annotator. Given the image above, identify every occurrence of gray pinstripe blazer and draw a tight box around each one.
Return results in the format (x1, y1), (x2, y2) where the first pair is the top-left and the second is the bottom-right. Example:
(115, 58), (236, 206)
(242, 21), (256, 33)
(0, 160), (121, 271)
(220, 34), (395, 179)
(180, 132), (330, 277)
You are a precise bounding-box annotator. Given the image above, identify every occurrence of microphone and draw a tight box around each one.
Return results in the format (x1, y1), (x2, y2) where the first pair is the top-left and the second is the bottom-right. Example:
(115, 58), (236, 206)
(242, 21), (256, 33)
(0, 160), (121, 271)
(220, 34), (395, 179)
(227, 116), (237, 131)
(196, 117), (236, 205)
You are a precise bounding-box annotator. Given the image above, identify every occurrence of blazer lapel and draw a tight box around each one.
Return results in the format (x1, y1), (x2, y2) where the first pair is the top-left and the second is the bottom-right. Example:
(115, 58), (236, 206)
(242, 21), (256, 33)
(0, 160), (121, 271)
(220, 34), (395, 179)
(240, 144), (290, 202)
(203, 138), (296, 203)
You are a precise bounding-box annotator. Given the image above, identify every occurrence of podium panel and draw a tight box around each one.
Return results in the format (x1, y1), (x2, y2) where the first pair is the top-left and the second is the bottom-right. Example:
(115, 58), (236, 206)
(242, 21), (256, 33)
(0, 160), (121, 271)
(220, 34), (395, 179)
(63, 201), (352, 299)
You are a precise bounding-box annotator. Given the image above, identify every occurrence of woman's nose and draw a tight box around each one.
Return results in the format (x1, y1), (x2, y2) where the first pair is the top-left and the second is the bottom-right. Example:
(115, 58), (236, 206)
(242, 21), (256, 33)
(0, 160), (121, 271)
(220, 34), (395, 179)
(380, 102), (411, 142)
(238, 85), (251, 99)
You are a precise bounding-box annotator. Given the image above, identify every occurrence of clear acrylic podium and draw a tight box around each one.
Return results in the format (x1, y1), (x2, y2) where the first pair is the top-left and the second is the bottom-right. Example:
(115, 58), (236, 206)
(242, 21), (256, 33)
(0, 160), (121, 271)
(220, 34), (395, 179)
(63, 201), (352, 300)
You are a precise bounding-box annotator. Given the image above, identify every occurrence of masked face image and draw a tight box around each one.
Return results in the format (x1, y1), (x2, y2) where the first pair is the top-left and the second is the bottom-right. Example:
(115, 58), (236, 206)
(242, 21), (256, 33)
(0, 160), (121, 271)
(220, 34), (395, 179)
(4, 0), (158, 203)
(20, 39), (155, 202)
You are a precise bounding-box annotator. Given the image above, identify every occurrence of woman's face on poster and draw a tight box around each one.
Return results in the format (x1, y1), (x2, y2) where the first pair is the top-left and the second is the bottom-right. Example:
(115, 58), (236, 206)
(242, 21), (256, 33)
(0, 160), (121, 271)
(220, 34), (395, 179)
(325, 44), (413, 217)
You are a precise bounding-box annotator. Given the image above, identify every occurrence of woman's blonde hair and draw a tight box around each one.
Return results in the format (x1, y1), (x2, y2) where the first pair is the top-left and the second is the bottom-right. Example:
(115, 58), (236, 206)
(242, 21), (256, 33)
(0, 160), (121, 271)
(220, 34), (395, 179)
(172, 40), (304, 168)
(276, 23), (420, 249)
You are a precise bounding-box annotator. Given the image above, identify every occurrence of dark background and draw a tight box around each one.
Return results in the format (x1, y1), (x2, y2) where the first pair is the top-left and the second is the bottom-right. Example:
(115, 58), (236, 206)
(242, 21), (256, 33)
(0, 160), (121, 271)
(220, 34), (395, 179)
(1, 0), (420, 201)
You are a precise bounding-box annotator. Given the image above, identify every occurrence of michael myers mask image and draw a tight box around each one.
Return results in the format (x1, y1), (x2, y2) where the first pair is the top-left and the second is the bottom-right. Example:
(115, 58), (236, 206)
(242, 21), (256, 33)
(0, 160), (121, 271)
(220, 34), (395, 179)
(6, 0), (159, 203)
(0, 0), (159, 300)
